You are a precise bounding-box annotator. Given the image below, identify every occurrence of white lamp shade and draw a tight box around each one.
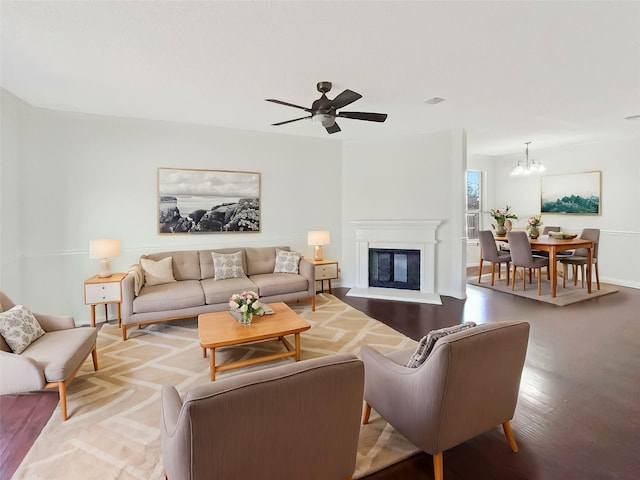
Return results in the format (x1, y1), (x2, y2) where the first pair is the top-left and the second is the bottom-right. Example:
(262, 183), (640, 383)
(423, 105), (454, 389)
(89, 239), (121, 259)
(307, 231), (330, 246)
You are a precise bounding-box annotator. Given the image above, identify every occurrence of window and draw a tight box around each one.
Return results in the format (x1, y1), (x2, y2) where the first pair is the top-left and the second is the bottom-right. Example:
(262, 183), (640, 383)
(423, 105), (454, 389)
(466, 170), (482, 240)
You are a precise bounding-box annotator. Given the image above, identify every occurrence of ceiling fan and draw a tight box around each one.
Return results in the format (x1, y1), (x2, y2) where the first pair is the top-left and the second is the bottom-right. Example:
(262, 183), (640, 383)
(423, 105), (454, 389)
(266, 81), (388, 134)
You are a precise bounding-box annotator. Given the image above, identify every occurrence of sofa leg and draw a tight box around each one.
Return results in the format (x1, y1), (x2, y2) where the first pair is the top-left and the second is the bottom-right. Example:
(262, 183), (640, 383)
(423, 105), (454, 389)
(122, 324), (128, 341)
(91, 344), (99, 371)
(433, 452), (443, 480)
(311, 296), (316, 312)
(362, 402), (371, 424)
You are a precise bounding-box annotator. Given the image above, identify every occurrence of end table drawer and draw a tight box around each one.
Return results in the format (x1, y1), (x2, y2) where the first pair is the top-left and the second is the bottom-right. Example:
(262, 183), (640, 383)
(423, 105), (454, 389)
(85, 282), (121, 304)
(315, 263), (338, 280)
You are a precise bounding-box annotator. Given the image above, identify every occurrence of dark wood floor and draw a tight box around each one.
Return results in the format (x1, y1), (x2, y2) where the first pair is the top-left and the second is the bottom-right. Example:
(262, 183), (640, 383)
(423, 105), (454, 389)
(2, 279), (640, 479)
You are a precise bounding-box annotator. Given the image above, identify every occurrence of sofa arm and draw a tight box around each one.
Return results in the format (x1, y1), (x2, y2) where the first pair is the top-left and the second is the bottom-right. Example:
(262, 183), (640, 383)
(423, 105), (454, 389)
(121, 272), (136, 326)
(299, 257), (316, 297)
(0, 350), (46, 394)
(34, 313), (75, 332)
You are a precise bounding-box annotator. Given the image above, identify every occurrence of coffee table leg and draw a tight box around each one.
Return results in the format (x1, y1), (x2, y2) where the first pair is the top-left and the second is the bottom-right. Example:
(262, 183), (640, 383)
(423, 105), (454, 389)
(295, 333), (301, 361)
(209, 347), (216, 381)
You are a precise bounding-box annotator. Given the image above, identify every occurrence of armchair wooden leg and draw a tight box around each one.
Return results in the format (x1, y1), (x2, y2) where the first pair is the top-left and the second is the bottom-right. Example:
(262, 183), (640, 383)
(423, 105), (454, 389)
(362, 402), (371, 424)
(433, 452), (443, 480)
(537, 268), (542, 296)
(478, 258), (484, 283)
(311, 296), (316, 312)
(490, 263), (496, 286)
(59, 382), (68, 421)
(511, 265), (517, 291)
(506, 262), (510, 286)
(595, 263), (600, 290)
(502, 421), (519, 452)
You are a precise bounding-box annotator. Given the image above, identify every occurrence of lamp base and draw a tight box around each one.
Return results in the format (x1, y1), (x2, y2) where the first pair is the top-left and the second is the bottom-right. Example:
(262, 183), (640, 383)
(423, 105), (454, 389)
(314, 245), (324, 261)
(98, 258), (112, 278)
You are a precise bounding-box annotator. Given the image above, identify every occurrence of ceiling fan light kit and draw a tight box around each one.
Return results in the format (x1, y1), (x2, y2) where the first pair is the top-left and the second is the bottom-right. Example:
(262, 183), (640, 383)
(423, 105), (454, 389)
(266, 81), (387, 134)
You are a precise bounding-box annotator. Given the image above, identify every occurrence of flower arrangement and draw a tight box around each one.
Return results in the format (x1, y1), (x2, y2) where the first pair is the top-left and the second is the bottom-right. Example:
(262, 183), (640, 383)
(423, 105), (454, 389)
(526, 214), (543, 231)
(489, 205), (518, 227)
(229, 291), (264, 324)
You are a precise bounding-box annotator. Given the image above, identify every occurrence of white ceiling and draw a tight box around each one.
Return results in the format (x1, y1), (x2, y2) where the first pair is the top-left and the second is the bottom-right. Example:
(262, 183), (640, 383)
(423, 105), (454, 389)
(2, 0), (639, 156)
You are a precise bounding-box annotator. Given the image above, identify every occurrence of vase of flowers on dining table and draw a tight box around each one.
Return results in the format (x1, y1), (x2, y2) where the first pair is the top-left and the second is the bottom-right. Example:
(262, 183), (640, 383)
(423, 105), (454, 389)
(526, 214), (543, 239)
(490, 205), (518, 236)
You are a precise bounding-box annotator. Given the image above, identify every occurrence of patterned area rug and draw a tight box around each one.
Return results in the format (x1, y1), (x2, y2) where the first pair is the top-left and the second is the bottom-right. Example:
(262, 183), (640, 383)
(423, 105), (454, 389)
(469, 274), (618, 306)
(13, 294), (419, 479)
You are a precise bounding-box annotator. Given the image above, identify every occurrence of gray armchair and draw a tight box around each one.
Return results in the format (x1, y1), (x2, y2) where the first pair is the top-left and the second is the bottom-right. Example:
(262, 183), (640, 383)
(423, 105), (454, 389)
(161, 353), (364, 480)
(361, 321), (530, 480)
(0, 291), (98, 421)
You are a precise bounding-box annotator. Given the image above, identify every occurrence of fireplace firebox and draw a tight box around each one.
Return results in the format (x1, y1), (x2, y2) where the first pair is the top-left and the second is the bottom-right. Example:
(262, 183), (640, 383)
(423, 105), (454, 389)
(369, 248), (420, 290)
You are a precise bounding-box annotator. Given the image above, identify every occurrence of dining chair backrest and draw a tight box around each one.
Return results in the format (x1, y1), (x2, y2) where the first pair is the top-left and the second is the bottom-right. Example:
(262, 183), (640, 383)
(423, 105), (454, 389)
(478, 230), (503, 263)
(543, 226), (560, 234)
(574, 228), (600, 259)
(507, 231), (535, 267)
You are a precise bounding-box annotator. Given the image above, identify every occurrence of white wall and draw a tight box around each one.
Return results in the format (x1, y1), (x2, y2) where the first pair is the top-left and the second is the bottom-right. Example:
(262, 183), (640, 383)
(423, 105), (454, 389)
(468, 137), (640, 288)
(1, 89), (343, 322)
(341, 130), (468, 299)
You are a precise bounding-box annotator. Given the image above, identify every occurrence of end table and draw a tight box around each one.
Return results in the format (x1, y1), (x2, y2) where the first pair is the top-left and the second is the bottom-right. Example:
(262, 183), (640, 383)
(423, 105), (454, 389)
(84, 272), (126, 327)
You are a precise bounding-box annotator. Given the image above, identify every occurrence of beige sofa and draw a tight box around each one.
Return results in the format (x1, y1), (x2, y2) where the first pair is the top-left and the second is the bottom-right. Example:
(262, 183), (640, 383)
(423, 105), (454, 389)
(121, 247), (315, 340)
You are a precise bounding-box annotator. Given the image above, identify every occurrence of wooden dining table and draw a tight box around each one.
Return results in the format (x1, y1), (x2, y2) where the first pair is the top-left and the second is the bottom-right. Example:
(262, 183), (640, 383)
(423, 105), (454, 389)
(494, 235), (594, 298)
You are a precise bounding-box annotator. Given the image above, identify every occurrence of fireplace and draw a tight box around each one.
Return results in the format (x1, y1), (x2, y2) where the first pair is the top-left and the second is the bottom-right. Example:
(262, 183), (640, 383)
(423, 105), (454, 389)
(348, 220), (442, 304)
(369, 248), (421, 290)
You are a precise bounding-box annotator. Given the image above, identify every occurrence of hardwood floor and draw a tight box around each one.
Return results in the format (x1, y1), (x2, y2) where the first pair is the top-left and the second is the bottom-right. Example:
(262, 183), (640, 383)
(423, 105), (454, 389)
(2, 280), (639, 479)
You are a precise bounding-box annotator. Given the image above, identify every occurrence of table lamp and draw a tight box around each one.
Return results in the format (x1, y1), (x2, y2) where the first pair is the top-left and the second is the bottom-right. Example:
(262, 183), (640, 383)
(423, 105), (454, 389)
(308, 231), (330, 261)
(89, 238), (121, 278)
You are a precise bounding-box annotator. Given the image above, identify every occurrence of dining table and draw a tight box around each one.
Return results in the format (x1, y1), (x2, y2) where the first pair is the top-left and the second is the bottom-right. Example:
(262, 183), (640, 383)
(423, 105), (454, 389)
(493, 235), (594, 298)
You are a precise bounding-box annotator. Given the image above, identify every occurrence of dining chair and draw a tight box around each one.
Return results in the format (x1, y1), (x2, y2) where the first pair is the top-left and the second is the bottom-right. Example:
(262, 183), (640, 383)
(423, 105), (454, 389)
(559, 228), (600, 290)
(507, 231), (549, 295)
(478, 230), (511, 286)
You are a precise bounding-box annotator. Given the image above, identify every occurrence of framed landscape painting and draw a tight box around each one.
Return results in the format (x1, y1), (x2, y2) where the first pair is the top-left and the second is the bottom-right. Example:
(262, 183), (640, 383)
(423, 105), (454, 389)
(541, 171), (601, 215)
(158, 168), (261, 234)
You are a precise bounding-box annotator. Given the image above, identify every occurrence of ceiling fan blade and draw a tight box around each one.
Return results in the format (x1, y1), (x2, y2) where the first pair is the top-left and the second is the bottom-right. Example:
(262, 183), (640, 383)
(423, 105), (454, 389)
(326, 123), (341, 134)
(265, 99), (312, 112)
(330, 89), (362, 109)
(272, 116), (312, 126)
(338, 111), (388, 122)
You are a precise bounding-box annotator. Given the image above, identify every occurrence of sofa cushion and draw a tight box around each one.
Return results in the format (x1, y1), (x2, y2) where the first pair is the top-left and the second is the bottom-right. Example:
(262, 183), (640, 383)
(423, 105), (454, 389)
(201, 277), (259, 305)
(133, 280), (205, 314)
(245, 247), (288, 276)
(140, 257), (177, 287)
(212, 252), (246, 280)
(199, 249), (247, 279)
(144, 250), (200, 281)
(406, 322), (476, 368)
(250, 273), (308, 297)
(22, 327), (97, 382)
(0, 305), (46, 354)
(273, 248), (301, 274)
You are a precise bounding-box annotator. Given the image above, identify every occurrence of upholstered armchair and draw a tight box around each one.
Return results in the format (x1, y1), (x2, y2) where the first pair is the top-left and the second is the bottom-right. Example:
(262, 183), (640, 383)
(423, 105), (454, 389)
(0, 291), (98, 421)
(161, 353), (364, 480)
(361, 321), (530, 480)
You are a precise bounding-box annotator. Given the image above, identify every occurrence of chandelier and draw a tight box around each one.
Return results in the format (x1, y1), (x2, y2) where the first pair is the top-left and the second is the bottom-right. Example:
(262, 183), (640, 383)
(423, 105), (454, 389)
(511, 142), (545, 176)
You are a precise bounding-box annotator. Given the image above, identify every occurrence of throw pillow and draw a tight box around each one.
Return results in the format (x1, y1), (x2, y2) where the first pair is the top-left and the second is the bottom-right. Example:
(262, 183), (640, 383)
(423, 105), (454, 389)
(273, 248), (301, 274)
(212, 251), (246, 280)
(0, 305), (46, 354)
(140, 257), (177, 287)
(406, 322), (476, 368)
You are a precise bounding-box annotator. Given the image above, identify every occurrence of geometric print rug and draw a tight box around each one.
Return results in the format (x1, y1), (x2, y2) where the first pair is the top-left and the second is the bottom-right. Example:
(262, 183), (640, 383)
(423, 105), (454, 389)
(12, 294), (419, 479)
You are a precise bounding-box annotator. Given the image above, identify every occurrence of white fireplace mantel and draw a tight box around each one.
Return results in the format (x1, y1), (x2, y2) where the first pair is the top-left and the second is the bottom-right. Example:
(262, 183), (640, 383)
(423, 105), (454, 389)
(347, 219), (442, 304)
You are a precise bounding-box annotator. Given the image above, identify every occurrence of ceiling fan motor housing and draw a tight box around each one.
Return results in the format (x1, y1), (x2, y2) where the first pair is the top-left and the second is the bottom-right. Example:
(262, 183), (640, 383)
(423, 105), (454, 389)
(317, 81), (332, 93)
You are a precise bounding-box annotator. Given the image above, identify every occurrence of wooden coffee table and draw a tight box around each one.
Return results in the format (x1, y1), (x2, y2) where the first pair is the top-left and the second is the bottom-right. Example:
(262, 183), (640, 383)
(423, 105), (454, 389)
(198, 302), (311, 381)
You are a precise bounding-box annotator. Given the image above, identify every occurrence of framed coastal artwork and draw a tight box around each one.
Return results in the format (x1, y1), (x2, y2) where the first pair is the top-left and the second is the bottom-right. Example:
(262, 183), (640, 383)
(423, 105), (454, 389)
(540, 171), (601, 215)
(158, 168), (261, 234)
